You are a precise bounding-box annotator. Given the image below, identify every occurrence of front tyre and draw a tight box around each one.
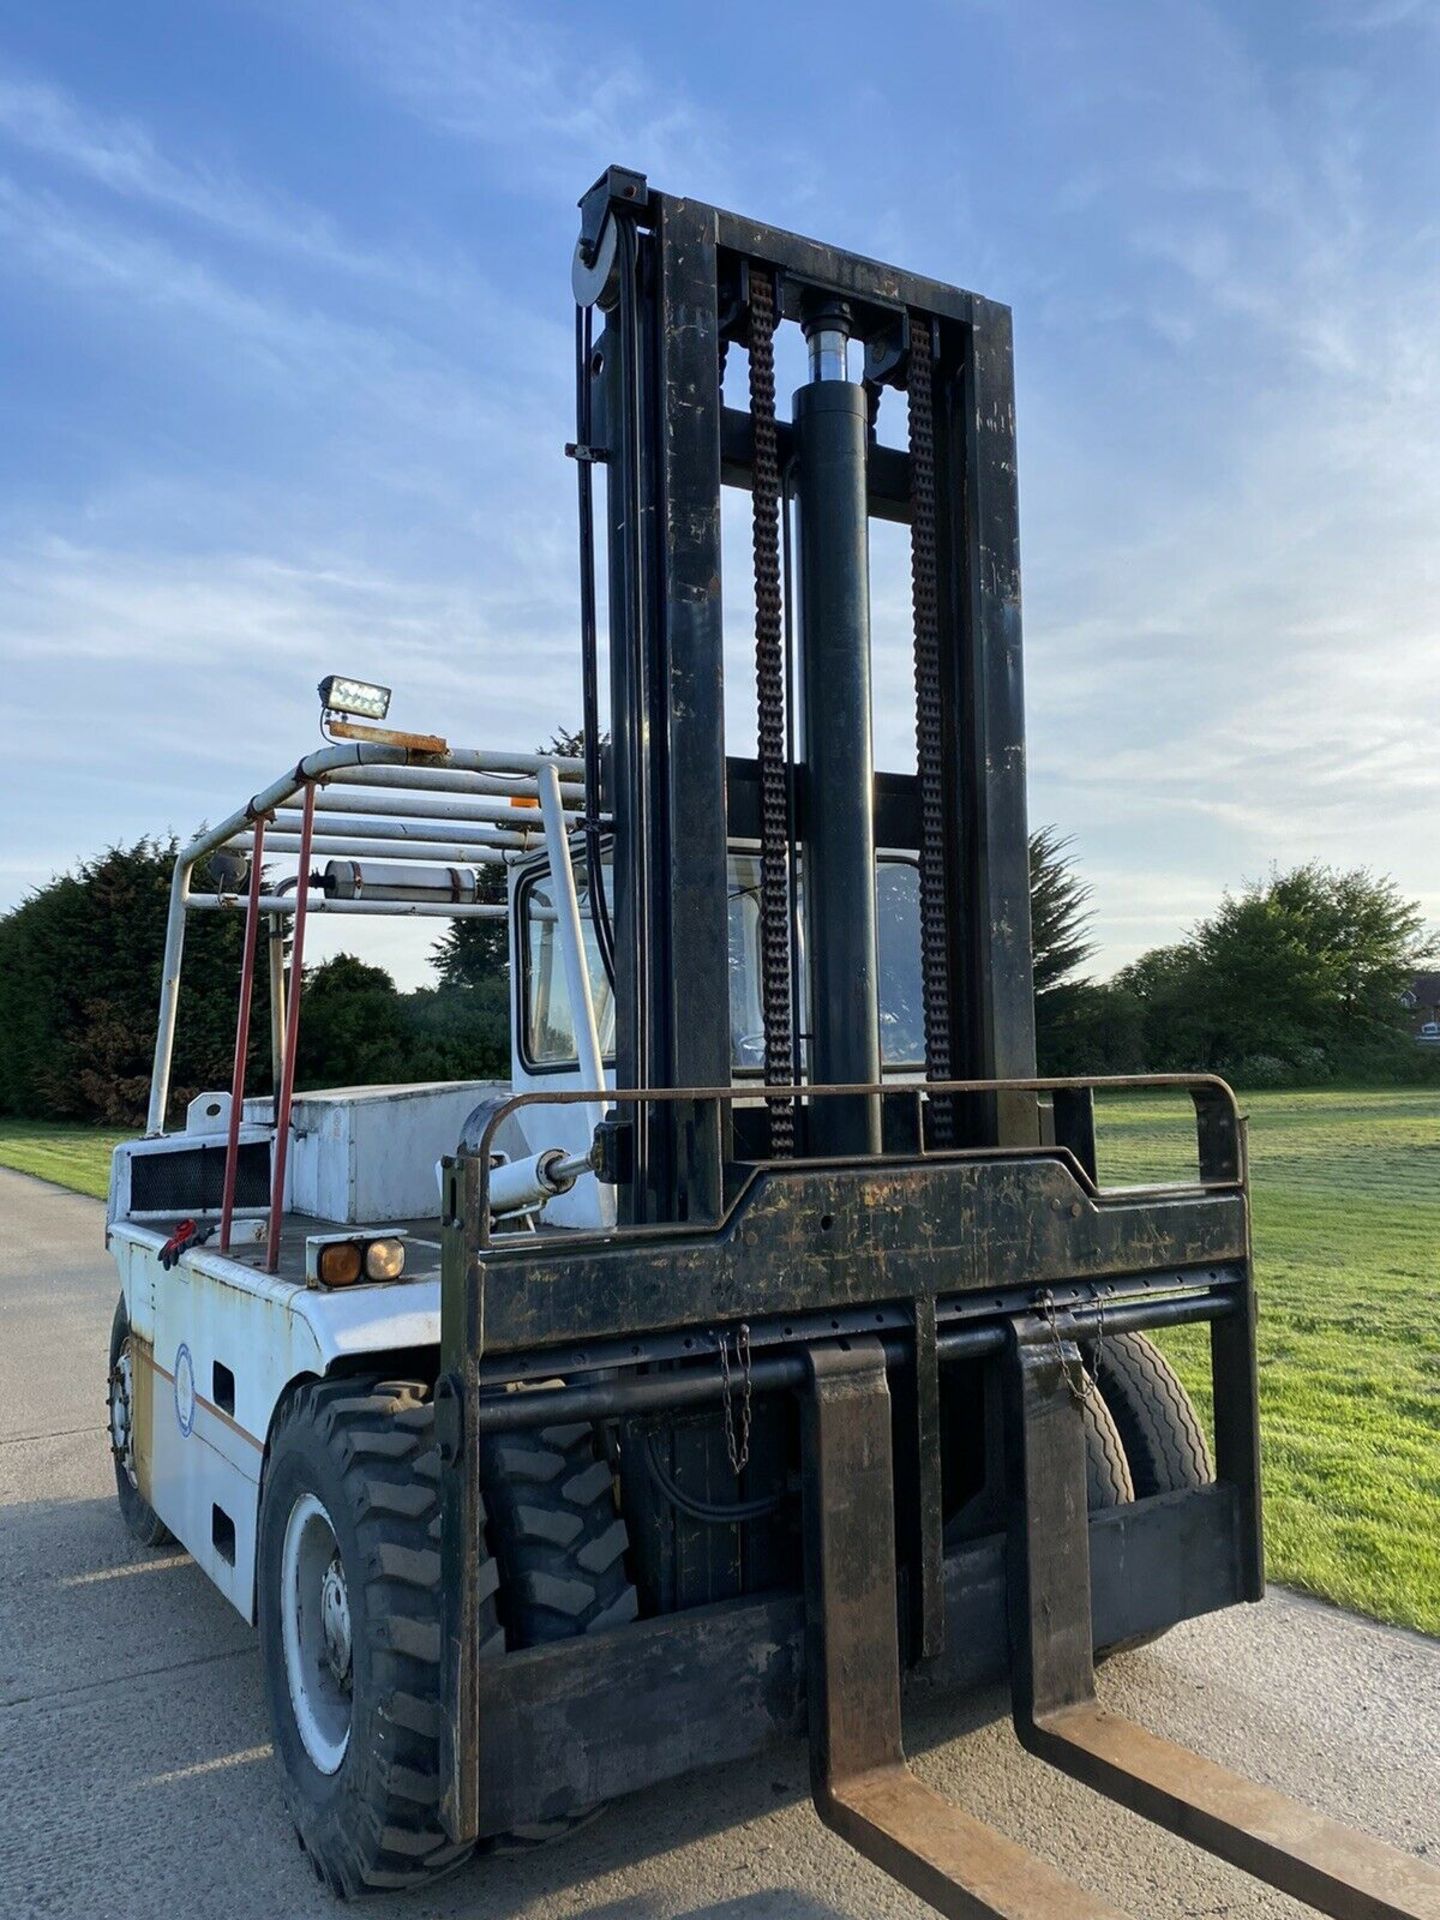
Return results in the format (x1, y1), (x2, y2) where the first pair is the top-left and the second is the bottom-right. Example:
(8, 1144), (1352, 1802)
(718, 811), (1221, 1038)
(478, 1417), (638, 1846)
(257, 1376), (502, 1897)
(108, 1295), (174, 1548)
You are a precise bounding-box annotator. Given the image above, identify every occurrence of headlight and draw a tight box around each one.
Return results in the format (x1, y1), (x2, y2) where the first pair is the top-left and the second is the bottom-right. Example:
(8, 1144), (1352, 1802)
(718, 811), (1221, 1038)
(364, 1238), (406, 1281)
(316, 1241), (363, 1287)
(306, 1232), (409, 1287)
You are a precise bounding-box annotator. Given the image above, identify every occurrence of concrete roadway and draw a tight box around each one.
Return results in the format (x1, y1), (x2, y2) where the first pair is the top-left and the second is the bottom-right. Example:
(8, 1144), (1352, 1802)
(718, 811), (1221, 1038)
(0, 1165), (1435, 1920)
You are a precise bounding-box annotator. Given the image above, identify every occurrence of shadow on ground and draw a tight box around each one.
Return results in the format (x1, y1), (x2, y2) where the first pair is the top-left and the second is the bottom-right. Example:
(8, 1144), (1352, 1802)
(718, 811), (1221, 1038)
(2, 1479), (1017, 1920)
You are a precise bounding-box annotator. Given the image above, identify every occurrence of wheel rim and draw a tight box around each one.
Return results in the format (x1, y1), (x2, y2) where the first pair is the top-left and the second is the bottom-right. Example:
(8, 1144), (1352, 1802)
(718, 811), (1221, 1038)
(108, 1345), (137, 1489)
(281, 1492), (353, 1775)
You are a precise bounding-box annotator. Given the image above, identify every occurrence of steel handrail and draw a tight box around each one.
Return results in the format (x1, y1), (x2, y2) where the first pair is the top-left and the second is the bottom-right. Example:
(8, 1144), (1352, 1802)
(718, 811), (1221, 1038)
(466, 1073), (1244, 1248)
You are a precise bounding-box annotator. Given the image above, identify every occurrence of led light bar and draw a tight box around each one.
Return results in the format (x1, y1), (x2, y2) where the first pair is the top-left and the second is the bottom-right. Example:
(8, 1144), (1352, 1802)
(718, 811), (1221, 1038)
(318, 674), (392, 721)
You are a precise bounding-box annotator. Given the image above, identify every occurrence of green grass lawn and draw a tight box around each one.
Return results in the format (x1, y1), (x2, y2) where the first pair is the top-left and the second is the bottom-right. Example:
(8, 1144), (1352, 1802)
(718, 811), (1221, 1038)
(2, 1092), (1437, 1634)
(1096, 1086), (1440, 1637)
(0, 1119), (123, 1199)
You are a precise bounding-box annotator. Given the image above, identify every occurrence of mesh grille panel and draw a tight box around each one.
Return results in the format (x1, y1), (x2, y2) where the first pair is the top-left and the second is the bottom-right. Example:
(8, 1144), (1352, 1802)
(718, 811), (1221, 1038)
(129, 1141), (270, 1215)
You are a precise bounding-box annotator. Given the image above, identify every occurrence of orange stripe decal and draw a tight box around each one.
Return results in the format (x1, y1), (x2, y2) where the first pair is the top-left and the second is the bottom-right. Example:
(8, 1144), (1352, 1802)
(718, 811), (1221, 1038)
(134, 1344), (264, 1452)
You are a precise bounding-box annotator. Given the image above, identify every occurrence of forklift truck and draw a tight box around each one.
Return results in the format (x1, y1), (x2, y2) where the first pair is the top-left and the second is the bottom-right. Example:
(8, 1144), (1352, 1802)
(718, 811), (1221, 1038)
(104, 170), (1440, 1918)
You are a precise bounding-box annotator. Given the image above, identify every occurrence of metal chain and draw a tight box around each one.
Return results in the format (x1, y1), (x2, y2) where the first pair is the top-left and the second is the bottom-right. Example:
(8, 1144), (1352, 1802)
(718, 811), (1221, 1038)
(717, 1321), (754, 1476)
(907, 314), (955, 1147)
(748, 269), (796, 1157)
(1036, 1288), (1099, 1404)
(1090, 1287), (1106, 1379)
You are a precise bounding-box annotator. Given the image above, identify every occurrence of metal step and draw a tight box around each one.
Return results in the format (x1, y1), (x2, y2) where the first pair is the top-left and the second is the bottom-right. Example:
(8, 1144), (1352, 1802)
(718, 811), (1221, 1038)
(798, 1332), (1440, 1920)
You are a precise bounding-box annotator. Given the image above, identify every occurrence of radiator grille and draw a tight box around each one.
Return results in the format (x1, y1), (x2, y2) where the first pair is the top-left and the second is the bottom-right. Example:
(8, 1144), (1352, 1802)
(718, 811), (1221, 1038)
(129, 1141), (270, 1215)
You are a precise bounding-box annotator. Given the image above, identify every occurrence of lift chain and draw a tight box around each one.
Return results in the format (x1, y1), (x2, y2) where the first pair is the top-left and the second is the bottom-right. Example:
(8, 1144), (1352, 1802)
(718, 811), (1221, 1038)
(748, 268), (796, 1156)
(717, 1321), (755, 1476)
(907, 314), (956, 1148)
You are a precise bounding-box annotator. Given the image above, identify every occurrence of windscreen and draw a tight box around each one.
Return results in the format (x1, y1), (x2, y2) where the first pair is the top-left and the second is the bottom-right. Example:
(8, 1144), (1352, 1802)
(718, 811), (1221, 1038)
(523, 854), (923, 1073)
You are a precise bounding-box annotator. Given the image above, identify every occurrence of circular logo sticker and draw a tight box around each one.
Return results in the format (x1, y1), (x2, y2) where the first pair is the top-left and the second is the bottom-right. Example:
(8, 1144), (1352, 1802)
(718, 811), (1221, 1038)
(174, 1343), (196, 1438)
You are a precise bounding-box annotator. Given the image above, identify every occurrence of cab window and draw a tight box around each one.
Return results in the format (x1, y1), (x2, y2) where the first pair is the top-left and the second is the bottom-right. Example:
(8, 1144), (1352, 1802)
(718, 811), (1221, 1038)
(521, 853), (923, 1072)
(727, 854), (924, 1070)
(520, 864), (616, 1069)
(876, 859), (924, 1066)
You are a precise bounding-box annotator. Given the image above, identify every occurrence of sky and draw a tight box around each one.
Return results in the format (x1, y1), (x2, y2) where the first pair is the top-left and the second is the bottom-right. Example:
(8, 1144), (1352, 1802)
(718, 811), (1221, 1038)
(1, 0), (1437, 988)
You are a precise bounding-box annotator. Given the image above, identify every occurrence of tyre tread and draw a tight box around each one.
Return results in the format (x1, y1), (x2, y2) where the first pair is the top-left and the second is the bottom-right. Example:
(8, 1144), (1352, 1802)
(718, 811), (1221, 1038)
(473, 1415), (638, 1848)
(1081, 1389), (1136, 1509)
(1094, 1331), (1212, 1496)
(108, 1296), (176, 1549)
(479, 1420), (638, 1646)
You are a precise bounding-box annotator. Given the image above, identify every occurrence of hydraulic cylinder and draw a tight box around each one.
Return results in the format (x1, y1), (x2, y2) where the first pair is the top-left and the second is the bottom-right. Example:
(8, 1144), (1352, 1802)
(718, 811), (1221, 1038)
(794, 319), (882, 1155)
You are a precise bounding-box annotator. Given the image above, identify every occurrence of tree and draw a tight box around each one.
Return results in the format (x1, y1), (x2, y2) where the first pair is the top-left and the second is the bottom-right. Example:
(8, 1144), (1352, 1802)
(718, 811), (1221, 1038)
(0, 833), (515, 1127)
(1030, 827), (1096, 998)
(1029, 826), (1111, 1072)
(402, 980), (510, 1081)
(1113, 943), (1213, 1072)
(543, 727), (587, 758)
(1193, 863), (1429, 1070)
(0, 839), (266, 1125)
(293, 956), (512, 1089)
(428, 726), (590, 989)
(295, 954), (413, 1089)
(1119, 864), (1432, 1077)
(429, 863), (508, 988)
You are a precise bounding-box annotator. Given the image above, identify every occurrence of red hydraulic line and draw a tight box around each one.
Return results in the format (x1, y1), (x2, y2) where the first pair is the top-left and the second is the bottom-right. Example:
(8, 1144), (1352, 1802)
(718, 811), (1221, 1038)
(265, 782), (316, 1273)
(218, 812), (269, 1253)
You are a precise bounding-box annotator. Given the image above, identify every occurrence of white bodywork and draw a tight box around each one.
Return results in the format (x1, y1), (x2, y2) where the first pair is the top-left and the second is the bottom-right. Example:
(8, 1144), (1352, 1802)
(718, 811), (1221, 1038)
(112, 1219), (443, 1620)
(108, 1078), (556, 1621)
(288, 1081), (508, 1222)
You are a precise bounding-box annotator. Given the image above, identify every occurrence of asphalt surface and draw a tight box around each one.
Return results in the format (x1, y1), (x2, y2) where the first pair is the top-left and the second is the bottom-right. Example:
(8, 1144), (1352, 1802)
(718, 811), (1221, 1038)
(1, 1163), (1435, 1920)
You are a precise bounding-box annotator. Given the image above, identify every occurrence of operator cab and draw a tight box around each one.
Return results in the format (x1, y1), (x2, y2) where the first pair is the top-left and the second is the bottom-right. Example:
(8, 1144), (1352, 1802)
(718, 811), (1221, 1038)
(510, 847), (926, 1079)
(507, 838), (928, 1224)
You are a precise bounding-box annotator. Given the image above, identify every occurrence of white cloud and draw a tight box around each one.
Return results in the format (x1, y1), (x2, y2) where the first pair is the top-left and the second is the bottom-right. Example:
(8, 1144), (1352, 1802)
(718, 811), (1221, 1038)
(0, 171), (566, 433)
(0, 535), (582, 983)
(1324, 0), (1440, 30)
(0, 62), (477, 295)
(271, 0), (831, 223)
(987, 1), (1440, 969)
(4, 0), (1439, 992)
(285, 0), (726, 195)
(0, 537), (576, 719)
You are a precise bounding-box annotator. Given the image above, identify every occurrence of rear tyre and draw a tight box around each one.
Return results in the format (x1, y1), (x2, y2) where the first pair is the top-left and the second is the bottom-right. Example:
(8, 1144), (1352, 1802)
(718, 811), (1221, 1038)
(1081, 1386), (1136, 1509)
(1090, 1333), (1211, 1657)
(479, 1418), (638, 1844)
(257, 1376), (503, 1897)
(108, 1296), (174, 1548)
(1092, 1331), (1212, 1495)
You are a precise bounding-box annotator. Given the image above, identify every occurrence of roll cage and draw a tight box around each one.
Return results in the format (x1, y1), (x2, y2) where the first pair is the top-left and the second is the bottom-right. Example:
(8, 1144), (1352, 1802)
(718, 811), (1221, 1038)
(148, 739), (931, 1266)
